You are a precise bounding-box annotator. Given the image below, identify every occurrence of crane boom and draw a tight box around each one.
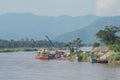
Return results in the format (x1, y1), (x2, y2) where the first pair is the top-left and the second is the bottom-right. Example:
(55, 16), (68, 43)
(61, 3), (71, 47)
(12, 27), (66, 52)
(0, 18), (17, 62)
(45, 35), (55, 47)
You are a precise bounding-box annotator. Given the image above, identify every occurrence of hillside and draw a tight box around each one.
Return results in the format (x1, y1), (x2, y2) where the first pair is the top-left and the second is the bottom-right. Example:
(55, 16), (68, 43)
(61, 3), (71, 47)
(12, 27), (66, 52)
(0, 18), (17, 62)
(0, 13), (99, 40)
(55, 16), (120, 44)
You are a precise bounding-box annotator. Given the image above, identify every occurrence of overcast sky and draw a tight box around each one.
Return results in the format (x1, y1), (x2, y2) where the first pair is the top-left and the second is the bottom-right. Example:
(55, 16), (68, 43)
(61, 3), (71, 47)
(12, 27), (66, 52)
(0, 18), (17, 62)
(0, 0), (120, 16)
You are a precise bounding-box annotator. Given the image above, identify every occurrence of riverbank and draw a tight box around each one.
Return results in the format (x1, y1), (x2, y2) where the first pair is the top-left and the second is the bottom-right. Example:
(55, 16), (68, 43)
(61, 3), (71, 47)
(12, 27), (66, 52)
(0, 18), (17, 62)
(66, 46), (120, 64)
(1, 46), (120, 64)
(0, 48), (37, 52)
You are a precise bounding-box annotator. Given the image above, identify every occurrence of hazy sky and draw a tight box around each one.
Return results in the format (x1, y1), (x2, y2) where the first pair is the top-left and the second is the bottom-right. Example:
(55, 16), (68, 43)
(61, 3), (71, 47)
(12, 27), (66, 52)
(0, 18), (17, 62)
(0, 0), (120, 16)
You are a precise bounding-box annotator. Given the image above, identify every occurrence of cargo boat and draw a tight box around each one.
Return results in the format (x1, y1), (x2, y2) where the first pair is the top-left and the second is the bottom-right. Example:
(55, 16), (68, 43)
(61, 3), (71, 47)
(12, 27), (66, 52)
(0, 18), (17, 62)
(35, 48), (49, 60)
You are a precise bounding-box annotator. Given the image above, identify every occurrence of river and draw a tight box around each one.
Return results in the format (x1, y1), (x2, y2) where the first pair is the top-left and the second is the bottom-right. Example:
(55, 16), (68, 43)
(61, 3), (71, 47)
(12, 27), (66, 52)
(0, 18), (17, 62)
(0, 52), (120, 80)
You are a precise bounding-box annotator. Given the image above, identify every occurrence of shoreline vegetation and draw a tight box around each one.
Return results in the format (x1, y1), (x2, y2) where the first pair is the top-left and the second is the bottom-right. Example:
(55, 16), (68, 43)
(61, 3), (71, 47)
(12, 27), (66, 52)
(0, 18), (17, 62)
(0, 48), (38, 52)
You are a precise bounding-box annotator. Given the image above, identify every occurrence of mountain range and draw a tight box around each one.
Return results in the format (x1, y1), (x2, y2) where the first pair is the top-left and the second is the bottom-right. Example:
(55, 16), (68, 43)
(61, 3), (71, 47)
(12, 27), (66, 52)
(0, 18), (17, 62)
(0, 13), (120, 44)
(0, 13), (99, 40)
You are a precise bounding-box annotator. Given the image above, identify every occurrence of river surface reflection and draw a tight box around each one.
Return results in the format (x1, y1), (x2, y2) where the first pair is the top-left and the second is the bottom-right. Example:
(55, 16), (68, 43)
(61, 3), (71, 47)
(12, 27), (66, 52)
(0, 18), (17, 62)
(0, 52), (120, 80)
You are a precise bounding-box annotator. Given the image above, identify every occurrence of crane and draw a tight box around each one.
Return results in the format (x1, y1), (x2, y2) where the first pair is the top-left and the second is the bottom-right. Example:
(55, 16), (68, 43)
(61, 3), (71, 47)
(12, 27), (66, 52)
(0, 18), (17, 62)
(45, 35), (65, 59)
(45, 35), (55, 47)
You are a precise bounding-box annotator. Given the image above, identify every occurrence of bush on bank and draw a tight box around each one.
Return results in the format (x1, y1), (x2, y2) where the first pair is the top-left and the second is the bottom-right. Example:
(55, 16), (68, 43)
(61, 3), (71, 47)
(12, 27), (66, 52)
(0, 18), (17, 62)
(67, 52), (93, 61)
(107, 52), (120, 63)
(108, 45), (120, 52)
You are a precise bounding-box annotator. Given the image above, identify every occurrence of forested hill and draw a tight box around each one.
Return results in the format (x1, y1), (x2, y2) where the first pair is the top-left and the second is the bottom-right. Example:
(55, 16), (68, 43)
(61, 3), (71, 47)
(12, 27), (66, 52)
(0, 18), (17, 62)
(55, 16), (120, 44)
(0, 13), (99, 40)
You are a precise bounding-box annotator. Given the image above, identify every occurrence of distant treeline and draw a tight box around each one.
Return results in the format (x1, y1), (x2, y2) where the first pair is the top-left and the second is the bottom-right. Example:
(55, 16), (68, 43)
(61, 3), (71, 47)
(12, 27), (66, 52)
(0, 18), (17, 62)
(0, 38), (65, 48)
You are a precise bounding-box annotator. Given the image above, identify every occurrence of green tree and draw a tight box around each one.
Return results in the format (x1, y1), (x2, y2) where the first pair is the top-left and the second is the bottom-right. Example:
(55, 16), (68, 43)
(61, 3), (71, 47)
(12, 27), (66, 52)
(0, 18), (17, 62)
(96, 26), (120, 45)
(0, 38), (65, 48)
(115, 37), (120, 44)
(93, 42), (100, 48)
(73, 38), (83, 52)
(65, 42), (74, 53)
(66, 38), (83, 53)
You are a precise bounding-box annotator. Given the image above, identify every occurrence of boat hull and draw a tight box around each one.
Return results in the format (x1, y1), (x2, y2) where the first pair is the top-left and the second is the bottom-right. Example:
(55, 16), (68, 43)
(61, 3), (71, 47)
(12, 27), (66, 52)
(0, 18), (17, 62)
(35, 55), (48, 60)
(90, 58), (108, 63)
(97, 60), (108, 63)
(90, 55), (108, 63)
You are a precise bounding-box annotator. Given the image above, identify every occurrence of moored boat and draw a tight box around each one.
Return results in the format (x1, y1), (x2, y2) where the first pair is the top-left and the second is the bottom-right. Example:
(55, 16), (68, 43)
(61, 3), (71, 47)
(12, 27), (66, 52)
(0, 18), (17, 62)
(35, 48), (49, 60)
(90, 55), (97, 63)
(90, 55), (108, 63)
